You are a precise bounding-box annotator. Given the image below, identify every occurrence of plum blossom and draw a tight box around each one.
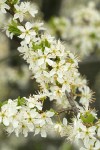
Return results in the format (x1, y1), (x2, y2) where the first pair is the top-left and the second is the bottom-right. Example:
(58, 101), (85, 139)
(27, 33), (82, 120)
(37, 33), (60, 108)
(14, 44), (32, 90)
(14, 2), (38, 22)
(18, 22), (36, 43)
(0, 97), (54, 137)
(0, 0), (10, 13)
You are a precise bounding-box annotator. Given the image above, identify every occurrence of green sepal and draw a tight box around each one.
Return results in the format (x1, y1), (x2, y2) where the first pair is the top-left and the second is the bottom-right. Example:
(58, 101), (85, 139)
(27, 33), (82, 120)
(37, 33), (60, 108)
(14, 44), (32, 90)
(33, 27), (39, 33)
(39, 96), (46, 102)
(50, 108), (55, 114)
(67, 58), (74, 64)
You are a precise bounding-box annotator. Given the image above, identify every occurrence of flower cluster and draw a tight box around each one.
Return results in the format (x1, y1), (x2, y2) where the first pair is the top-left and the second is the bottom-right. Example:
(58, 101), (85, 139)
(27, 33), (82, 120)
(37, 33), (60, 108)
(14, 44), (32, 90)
(69, 2), (100, 58)
(14, 2), (38, 22)
(0, 0), (100, 149)
(18, 32), (81, 107)
(56, 107), (100, 149)
(47, 17), (71, 39)
(71, 115), (100, 149)
(47, 2), (100, 59)
(5, 0), (83, 108)
(0, 95), (54, 137)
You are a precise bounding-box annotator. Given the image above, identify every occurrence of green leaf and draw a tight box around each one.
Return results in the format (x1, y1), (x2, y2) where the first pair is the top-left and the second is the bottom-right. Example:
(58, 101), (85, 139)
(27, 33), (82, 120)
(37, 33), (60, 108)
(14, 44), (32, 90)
(33, 27), (39, 33)
(7, 0), (19, 4)
(2, 101), (8, 105)
(44, 39), (50, 48)
(32, 42), (42, 51)
(9, 25), (21, 36)
(81, 112), (95, 124)
(8, 20), (21, 36)
(17, 97), (26, 106)
(12, 0), (19, 4)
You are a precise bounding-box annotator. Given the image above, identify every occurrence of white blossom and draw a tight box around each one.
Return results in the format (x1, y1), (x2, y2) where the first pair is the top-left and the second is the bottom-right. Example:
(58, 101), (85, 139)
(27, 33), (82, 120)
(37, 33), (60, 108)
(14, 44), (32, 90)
(14, 2), (38, 22)
(0, 0), (10, 13)
(18, 22), (36, 43)
(0, 96), (54, 137)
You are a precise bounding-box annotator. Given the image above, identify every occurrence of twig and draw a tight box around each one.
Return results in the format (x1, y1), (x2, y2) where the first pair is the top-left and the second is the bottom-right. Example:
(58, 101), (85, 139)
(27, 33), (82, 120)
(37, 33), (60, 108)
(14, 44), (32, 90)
(6, 9), (23, 26)
(57, 107), (73, 114)
(7, 8), (14, 16)
(65, 90), (79, 115)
